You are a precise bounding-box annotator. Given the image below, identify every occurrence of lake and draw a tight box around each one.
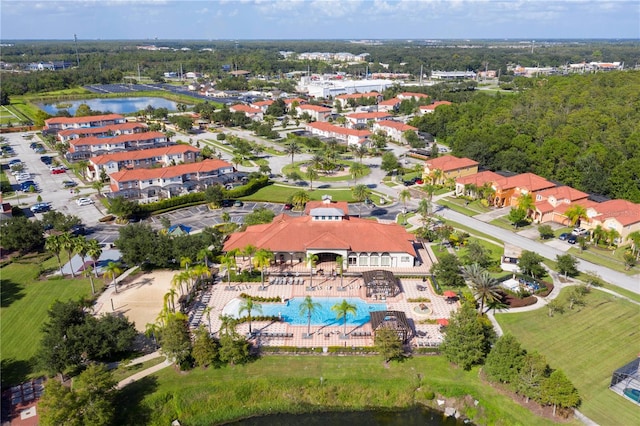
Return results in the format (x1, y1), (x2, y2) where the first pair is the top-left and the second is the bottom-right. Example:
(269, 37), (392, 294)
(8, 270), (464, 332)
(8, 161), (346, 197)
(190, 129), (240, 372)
(37, 97), (180, 115)
(227, 407), (469, 425)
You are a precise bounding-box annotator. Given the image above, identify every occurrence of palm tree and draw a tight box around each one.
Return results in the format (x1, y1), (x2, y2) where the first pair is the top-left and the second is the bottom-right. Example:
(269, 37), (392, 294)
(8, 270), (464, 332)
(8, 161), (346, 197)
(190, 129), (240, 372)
(331, 299), (357, 336)
(306, 253), (319, 288)
(83, 265), (96, 295)
(171, 270), (190, 296)
(284, 141), (302, 165)
(145, 322), (161, 348)
(196, 248), (212, 267)
(606, 228), (620, 248)
(351, 144), (368, 163)
(241, 244), (257, 270)
(564, 204), (588, 227)
(399, 189), (411, 225)
(429, 168), (443, 185)
(627, 230), (640, 260)
(306, 166), (319, 190)
(351, 184), (369, 217)
(463, 263), (500, 313)
(92, 180), (104, 196)
(517, 193), (535, 219)
(252, 248), (274, 287)
(299, 296), (321, 337)
(45, 235), (63, 276)
(218, 314), (237, 337)
(417, 198), (431, 223)
(238, 298), (262, 334)
(74, 235), (90, 271)
(220, 252), (236, 285)
(180, 256), (192, 271)
(104, 261), (123, 293)
(166, 287), (178, 313)
(59, 232), (76, 277)
(203, 306), (213, 333)
(349, 162), (366, 185)
(86, 239), (102, 278)
(191, 264), (211, 291)
(291, 190), (310, 211)
(335, 255), (344, 289)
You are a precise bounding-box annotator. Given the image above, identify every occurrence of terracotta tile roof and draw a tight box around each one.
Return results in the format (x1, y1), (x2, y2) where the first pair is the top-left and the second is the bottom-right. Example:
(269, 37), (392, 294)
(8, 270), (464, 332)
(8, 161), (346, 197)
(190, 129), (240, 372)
(399, 92), (430, 99)
(45, 114), (125, 125)
(425, 155), (478, 172)
(494, 172), (555, 192)
(90, 145), (200, 165)
(307, 122), (371, 137)
(456, 170), (502, 186)
(420, 101), (452, 111)
(305, 200), (350, 215)
(375, 120), (417, 132)
(252, 100), (274, 107)
(298, 104), (332, 112)
(378, 98), (401, 106)
(346, 112), (391, 120)
(57, 122), (146, 137)
(534, 200), (555, 214)
(537, 186), (589, 202)
(68, 131), (167, 147)
(553, 199), (598, 215)
(284, 97), (306, 105)
(591, 199), (640, 226)
(230, 104), (262, 114)
(336, 92), (380, 100)
(223, 213), (416, 254)
(109, 159), (232, 183)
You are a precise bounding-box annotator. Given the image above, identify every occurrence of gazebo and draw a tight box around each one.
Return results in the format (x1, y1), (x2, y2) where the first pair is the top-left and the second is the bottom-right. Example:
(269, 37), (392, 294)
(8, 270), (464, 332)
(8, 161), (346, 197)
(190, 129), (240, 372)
(362, 270), (400, 300)
(370, 310), (413, 343)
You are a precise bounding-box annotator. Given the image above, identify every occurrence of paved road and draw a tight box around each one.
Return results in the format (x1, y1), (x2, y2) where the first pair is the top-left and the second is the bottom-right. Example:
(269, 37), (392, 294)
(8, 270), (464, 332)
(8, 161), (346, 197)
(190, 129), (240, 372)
(436, 206), (640, 294)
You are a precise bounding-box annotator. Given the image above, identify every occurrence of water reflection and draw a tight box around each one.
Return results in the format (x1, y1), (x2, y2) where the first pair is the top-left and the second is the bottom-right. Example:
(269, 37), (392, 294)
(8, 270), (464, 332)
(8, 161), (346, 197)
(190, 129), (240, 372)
(38, 97), (180, 115)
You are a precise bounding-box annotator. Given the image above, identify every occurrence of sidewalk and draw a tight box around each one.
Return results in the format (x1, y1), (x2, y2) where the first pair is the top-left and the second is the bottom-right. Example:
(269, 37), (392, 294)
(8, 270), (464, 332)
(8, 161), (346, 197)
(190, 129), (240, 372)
(116, 356), (173, 390)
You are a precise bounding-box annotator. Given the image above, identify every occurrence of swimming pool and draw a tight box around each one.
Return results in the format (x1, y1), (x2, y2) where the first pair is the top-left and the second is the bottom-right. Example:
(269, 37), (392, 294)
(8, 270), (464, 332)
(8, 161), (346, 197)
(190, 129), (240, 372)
(222, 297), (387, 326)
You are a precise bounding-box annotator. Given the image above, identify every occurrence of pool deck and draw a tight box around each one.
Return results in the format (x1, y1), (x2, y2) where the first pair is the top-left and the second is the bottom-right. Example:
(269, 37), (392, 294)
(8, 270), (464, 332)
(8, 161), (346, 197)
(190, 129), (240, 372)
(201, 273), (457, 349)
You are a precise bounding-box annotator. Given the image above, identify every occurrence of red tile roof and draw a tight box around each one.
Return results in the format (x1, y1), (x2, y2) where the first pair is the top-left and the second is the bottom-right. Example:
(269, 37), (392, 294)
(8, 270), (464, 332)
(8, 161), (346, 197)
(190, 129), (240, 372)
(230, 104), (262, 114)
(109, 159), (232, 182)
(68, 131), (167, 148)
(534, 201), (554, 214)
(284, 97), (306, 105)
(591, 199), (640, 226)
(494, 172), (555, 192)
(456, 170), (502, 186)
(90, 145), (200, 165)
(399, 92), (430, 99)
(252, 100), (274, 107)
(298, 104), (332, 112)
(57, 122), (146, 137)
(420, 101), (452, 111)
(375, 120), (417, 132)
(425, 155), (478, 172)
(307, 122), (371, 137)
(336, 92), (380, 100)
(346, 112), (391, 120)
(378, 98), (401, 106)
(45, 114), (125, 125)
(537, 186), (589, 202)
(223, 213), (415, 254)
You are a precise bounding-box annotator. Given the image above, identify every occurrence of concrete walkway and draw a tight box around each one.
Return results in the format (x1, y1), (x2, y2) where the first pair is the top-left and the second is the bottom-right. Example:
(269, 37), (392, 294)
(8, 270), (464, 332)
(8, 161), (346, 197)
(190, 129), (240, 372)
(116, 355), (173, 390)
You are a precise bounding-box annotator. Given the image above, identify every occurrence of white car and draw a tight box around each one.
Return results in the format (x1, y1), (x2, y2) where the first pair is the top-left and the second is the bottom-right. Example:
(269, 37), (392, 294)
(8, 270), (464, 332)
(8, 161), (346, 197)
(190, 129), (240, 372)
(16, 173), (32, 182)
(76, 197), (94, 206)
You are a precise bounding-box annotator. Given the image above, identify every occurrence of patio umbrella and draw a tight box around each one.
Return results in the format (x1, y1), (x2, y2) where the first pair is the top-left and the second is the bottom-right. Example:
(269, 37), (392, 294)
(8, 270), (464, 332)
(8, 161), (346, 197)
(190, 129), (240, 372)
(437, 318), (449, 326)
(443, 290), (457, 298)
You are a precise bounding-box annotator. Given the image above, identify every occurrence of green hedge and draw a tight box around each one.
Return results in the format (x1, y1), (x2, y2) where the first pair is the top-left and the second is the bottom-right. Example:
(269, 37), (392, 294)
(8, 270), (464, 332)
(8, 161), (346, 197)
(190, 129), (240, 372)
(239, 293), (282, 303)
(135, 176), (270, 214)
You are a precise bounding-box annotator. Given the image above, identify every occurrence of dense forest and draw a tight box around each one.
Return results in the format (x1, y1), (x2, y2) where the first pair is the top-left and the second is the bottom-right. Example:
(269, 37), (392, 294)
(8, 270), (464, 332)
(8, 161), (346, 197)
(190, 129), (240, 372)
(411, 72), (640, 202)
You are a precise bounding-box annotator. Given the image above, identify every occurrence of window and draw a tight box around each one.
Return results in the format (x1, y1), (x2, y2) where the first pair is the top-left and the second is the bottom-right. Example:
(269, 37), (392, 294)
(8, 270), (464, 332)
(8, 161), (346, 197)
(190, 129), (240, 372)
(348, 254), (357, 265)
(358, 253), (369, 266)
(381, 253), (391, 267)
(401, 256), (410, 263)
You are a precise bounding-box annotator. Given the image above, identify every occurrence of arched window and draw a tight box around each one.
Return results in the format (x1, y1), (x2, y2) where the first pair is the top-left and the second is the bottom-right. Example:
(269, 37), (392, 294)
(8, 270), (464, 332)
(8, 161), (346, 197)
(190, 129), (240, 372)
(369, 252), (379, 266)
(381, 252), (391, 267)
(358, 253), (369, 266)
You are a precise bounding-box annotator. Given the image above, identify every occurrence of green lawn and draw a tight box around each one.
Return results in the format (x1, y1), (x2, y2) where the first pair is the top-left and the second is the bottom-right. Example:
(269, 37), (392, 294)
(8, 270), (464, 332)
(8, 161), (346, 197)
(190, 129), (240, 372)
(568, 246), (638, 275)
(440, 197), (492, 216)
(490, 217), (533, 231)
(438, 199), (482, 217)
(438, 217), (504, 245)
(496, 289), (640, 426)
(282, 161), (370, 182)
(0, 254), (103, 386)
(114, 356), (564, 426)
(243, 183), (382, 204)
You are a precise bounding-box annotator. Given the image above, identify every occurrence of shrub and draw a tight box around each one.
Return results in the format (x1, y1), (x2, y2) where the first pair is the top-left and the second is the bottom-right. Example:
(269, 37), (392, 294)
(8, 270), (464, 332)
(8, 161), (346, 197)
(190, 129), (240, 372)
(239, 293), (282, 303)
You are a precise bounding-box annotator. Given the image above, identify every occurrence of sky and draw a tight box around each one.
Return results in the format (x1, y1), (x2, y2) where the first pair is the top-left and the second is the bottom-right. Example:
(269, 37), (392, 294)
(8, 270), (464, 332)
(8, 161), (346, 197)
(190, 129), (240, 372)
(1, 0), (639, 41)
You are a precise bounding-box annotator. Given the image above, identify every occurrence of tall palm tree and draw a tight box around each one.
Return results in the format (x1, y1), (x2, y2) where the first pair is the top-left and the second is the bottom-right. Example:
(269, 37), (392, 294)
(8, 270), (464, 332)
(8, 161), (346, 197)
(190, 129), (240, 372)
(306, 166), (319, 190)
(103, 261), (123, 293)
(83, 265), (96, 295)
(252, 248), (274, 287)
(417, 198), (431, 223)
(92, 180), (104, 196)
(218, 314), (237, 337)
(74, 236), (90, 272)
(165, 287), (178, 313)
(430, 168), (443, 185)
(191, 264), (211, 291)
(238, 298), (262, 334)
(45, 235), (63, 276)
(306, 253), (319, 288)
(350, 162), (366, 185)
(331, 299), (357, 336)
(284, 141), (302, 165)
(399, 189), (411, 225)
(145, 322), (161, 348)
(196, 248), (212, 267)
(180, 256), (192, 272)
(627, 230), (640, 260)
(335, 255), (344, 289)
(351, 184), (369, 217)
(171, 270), (190, 296)
(606, 228), (620, 248)
(299, 296), (321, 337)
(351, 144), (368, 163)
(242, 244), (258, 270)
(463, 263), (500, 313)
(59, 232), (76, 277)
(203, 306), (213, 333)
(517, 193), (535, 219)
(565, 204), (587, 227)
(86, 239), (102, 278)
(221, 252), (237, 285)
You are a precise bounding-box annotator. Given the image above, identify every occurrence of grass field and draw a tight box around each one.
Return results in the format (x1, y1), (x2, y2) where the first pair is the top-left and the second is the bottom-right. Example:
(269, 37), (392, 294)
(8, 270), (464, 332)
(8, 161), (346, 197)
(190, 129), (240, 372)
(114, 356), (566, 426)
(496, 289), (640, 426)
(241, 183), (386, 205)
(281, 160), (371, 183)
(0, 253), (103, 386)
(568, 246), (638, 275)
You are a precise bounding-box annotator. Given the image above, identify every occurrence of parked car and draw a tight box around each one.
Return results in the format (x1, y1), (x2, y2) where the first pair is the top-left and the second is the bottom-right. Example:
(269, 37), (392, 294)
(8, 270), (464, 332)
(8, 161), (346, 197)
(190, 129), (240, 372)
(16, 173), (32, 182)
(567, 234), (578, 244)
(8, 159), (21, 166)
(40, 155), (52, 164)
(70, 225), (86, 236)
(572, 228), (588, 236)
(62, 180), (77, 188)
(233, 200), (244, 207)
(221, 200), (233, 207)
(51, 168), (66, 174)
(414, 178), (424, 185)
(20, 181), (37, 191)
(284, 203), (293, 210)
(76, 197), (94, 206)
(558, 233), (570, 241)
(30, 203), (50, 213)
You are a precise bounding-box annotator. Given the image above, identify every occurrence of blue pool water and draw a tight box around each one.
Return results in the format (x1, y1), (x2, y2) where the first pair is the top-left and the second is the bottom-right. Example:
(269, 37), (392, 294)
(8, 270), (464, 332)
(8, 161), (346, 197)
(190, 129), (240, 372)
(223, 297), (387, 326)
(38, 97), (180, 115)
